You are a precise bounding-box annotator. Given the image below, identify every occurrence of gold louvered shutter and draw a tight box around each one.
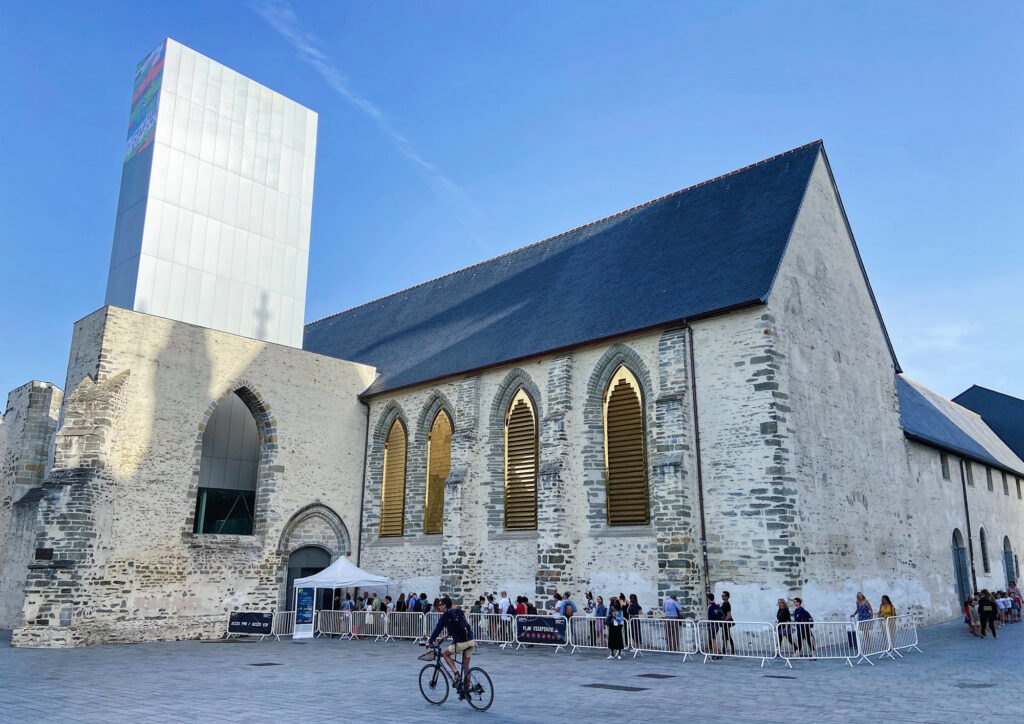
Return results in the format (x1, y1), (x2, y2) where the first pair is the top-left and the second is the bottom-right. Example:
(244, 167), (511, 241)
(379, 419), (407, 536)
(604, 367), (649, 525)
(504, 390), (538, 530)
(424, 410), (452, 534)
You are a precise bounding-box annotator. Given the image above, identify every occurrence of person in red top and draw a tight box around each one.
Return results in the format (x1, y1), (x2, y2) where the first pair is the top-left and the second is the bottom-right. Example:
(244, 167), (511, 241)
(515, 597), (527, 615)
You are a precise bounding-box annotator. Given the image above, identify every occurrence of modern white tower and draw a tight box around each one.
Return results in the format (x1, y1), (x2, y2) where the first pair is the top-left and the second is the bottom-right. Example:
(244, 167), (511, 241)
(105, 38), (317, 348)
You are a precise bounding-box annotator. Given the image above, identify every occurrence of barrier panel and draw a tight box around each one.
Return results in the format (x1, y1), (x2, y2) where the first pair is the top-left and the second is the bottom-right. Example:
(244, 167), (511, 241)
(515, 615), (569, 652)
(423, 611), (444, 641)
(316, 610), (351, 637)
(854, 618), (895, 664)
(468, 613), (515, 646)
(271, 610), (295, 639)
(698, 620), (778, 667)
(387, 612), (425, 642)
(776, 621), (858, 667)
(630, 618), (697, 660)
(886, 614), (921, 657)
(568, 616), (608, 653)
(349, 611), (387, 642)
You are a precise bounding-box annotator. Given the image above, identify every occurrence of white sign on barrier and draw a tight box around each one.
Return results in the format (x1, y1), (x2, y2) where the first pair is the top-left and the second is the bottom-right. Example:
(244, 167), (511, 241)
(698, 620), (778, 667)
(630, 618), (697, 660)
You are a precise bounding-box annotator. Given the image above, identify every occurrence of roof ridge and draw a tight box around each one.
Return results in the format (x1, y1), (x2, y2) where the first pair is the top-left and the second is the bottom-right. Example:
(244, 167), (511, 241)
(305, 140), (824, 328)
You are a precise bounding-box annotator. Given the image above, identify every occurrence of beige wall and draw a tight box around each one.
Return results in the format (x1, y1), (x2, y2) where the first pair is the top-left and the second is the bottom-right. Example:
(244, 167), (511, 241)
(14, 306), (374, 646)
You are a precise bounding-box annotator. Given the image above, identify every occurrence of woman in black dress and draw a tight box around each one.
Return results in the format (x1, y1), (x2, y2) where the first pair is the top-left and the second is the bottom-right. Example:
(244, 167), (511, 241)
(776, 598), (795, 653)
(606, 598), (625, 659)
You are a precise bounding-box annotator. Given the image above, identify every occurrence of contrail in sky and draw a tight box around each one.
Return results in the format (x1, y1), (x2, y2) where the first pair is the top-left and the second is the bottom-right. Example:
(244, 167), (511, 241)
(253, 0), (489, 252)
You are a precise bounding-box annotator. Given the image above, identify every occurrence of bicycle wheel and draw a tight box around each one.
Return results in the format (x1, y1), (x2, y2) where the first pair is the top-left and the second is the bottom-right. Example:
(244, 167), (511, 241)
(464, 667), (493, 711)
(419, 664), (449, 705)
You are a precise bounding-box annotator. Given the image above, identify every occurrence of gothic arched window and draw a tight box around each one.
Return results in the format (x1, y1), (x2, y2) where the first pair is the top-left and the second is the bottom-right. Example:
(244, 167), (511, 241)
(424, 410), (452, 534)
(379, 419), (407, 537)
(504, 389), (538, 531)
(194, 392), (259, 535)
(980, 527), (990, 573)
(604, 365), (650, 525)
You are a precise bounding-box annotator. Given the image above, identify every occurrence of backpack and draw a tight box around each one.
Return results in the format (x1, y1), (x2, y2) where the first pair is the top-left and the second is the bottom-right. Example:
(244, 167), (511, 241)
(563, 600), (574, 618)
(708, 603), (723, 621)
(410, 597), (420, 613)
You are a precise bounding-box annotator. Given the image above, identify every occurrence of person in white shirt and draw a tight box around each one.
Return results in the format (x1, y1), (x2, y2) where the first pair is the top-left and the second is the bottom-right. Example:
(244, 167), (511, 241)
(498, 591), (513, 647)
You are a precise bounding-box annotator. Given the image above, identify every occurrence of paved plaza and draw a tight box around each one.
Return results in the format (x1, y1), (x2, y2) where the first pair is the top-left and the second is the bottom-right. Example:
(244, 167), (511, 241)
(0, 620), (1020, 723)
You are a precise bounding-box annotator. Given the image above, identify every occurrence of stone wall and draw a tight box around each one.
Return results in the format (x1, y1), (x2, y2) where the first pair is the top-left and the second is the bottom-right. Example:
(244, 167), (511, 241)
(0, 381), (62, 628)
(12, 306), (374, 647)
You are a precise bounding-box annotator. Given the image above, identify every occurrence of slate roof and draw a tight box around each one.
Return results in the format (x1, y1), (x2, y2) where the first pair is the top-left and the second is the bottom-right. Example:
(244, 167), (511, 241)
(305, 141), (834, 396)
(953, 385), (1024, 462)
(898, 376), (1024, 476)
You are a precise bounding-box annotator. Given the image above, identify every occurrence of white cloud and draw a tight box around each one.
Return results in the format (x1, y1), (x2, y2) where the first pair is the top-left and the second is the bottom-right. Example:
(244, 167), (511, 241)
(253, 0), (489, 251)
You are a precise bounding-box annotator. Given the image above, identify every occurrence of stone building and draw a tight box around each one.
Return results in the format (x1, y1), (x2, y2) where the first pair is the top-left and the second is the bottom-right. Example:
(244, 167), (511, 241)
(1, 43), (1022, 647)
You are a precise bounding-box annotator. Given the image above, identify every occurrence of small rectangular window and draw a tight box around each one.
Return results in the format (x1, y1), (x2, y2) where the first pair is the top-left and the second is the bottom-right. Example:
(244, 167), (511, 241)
(1018, 478), (1022, 499)
(1003, 471), (1010, 496)
(986, 467), (993, 491)
(965, 461), (974, 486)
(940, 452), (950, 480)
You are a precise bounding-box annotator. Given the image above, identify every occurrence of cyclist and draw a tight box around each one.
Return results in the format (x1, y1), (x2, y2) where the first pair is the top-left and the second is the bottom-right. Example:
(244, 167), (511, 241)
(425, 597), (476, 697)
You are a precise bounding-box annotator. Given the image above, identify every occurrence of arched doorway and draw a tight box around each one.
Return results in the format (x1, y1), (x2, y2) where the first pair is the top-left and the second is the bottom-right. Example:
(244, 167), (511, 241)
(286, 546), (331, 611)
(952, 529), (970, 603)
(1004, 537), (1017, 588)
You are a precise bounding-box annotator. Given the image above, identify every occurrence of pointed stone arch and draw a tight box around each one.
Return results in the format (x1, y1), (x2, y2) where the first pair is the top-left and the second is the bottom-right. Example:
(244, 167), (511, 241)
(486, 369), (542, 533)
(275, 503), (351, 609)
(184, 379), (279, 538)
(583, 344), (655, 529)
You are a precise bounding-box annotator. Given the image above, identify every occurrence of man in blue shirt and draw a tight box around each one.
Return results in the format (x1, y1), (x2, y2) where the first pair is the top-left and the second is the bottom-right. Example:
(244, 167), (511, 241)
(426, 597), (476, 692)
(662, 594), (682, 651)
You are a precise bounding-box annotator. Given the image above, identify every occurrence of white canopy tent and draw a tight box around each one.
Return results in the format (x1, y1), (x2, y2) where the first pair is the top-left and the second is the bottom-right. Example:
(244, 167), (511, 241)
(291, 556), (390, 639)
(293, 555), (390, 590)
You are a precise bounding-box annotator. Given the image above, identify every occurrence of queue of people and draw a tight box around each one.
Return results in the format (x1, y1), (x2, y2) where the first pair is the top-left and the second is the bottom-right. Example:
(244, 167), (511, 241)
(963, 584), (1022, 639)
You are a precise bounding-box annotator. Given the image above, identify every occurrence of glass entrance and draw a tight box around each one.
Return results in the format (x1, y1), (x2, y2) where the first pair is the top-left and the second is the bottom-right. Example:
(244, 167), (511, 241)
(286, 546), (331, 610)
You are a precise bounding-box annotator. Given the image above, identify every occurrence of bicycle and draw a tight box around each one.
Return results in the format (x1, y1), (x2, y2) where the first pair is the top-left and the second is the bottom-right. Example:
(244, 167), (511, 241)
(418, 641), (494, 711)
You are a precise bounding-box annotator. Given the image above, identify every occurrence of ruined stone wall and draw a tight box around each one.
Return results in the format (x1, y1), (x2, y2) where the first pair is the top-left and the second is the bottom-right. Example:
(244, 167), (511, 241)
(0, 381), (62, 627)
(13, 306), (374, 646)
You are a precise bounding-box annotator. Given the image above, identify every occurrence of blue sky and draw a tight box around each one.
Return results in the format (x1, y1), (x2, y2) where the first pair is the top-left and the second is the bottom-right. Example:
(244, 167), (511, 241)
(1, 1), (1021, 403)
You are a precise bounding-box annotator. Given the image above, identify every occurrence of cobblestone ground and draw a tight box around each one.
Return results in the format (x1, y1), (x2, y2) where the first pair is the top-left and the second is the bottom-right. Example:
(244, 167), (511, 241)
(0, 620), (1021, 723)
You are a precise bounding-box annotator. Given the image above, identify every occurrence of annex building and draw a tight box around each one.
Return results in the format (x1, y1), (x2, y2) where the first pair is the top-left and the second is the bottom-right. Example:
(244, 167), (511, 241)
(1, 39), (1022, 647)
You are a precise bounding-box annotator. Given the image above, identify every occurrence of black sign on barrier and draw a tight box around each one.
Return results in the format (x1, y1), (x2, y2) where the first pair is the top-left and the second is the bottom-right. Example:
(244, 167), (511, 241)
(515, 616), (567, 645)
(228, 611), (274, 635)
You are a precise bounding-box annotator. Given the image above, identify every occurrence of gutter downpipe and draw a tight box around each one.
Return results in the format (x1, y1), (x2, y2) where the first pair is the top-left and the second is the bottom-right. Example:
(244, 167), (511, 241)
(957, 457), (978, 594)
(356, 397), (371, 567)
(686, 323), (712, 598)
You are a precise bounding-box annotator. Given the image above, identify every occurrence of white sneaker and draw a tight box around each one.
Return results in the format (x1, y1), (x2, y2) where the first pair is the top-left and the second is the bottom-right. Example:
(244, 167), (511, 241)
(616, 654), (622, 660)
(607, 654), (615, 659)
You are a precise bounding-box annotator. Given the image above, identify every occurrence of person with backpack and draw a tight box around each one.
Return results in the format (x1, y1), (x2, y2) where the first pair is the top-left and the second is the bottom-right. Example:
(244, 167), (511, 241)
(706, 593), (724, 659)
(978, 590), (998, 639)
(792, 597), (816, 658)
(561, 592), (576, 619)
(426, 597), (476, 699)
(606, 597), (625, 659)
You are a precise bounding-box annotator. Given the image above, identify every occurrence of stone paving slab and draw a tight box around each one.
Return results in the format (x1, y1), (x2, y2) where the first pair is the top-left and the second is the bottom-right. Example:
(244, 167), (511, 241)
(0, 621), (1021, 723)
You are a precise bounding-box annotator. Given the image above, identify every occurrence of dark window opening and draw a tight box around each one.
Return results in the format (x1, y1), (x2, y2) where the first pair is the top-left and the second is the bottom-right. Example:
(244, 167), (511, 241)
(193, 488), (255, 535)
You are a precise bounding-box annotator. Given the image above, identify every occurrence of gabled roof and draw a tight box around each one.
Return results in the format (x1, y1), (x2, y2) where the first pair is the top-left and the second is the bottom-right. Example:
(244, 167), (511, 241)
(953, 385), (1024, 462)
(898, 376), (1024, 477)
(305, 141), (826, 396)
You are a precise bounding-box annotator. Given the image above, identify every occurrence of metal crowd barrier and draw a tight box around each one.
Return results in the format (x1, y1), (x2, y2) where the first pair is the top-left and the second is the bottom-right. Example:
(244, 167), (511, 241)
(568, 616), (608, 653)
(888, 614), (922, 656)
(469, 613), (515, 646)
(698, 620), (778, 667)
(387, 612), (426, 642)
(349, 611), (388, 642)
(270, 610), (295, 640)
(776, 621), (858, 667)
(316, 610), (351, 637)
(630, 618), (697, 660)
(855, 618), (895, 664)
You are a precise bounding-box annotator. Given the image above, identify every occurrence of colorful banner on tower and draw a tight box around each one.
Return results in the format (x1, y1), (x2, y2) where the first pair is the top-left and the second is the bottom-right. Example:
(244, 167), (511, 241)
(125, 40), (165, 161)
